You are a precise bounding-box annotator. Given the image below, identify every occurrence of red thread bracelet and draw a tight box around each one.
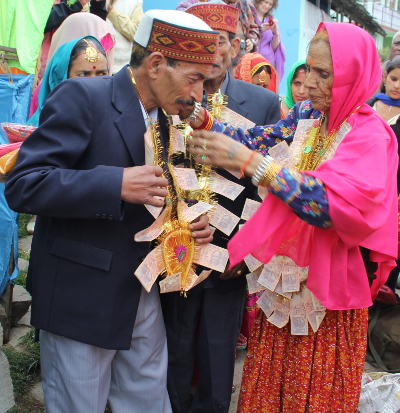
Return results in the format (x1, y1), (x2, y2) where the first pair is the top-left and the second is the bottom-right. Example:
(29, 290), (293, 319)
(240, 150), (257, 179)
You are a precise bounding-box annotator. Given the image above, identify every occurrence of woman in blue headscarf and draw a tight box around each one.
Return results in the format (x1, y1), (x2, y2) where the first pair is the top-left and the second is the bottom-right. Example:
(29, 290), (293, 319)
(26, 36), (109, 234)
(29, 35), (109, 126)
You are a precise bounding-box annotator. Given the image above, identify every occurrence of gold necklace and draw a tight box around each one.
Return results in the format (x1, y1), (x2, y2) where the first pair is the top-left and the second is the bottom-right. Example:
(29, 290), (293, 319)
(297, 106), (361, 172)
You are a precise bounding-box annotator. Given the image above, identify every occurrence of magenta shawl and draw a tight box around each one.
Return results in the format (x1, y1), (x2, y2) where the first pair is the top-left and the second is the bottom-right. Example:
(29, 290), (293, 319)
(228, 22), (398, 310)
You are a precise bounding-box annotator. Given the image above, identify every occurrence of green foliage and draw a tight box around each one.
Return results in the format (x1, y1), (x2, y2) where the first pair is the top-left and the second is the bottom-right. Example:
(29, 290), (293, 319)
(2, 330), (40, 397)
(18, 214), (32, 239)
(14, 269), (28, 289)
(379, 46), (390, 62)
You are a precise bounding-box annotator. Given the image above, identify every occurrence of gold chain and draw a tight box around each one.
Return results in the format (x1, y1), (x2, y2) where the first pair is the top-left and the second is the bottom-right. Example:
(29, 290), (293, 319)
(297, 107), (360, 172)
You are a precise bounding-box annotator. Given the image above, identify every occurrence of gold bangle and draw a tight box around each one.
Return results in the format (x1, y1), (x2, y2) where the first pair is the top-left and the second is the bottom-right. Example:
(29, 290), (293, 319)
(258, 161), (282, 188)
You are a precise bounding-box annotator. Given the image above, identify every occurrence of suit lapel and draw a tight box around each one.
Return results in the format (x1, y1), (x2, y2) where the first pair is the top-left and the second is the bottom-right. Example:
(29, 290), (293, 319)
(112, 68), (146, 166)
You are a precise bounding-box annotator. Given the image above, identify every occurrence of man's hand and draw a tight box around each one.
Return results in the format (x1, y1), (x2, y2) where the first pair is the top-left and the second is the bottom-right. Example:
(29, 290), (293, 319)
(121, 165), (168, 207)
(219, 260), (247, 280)
(190, 214), (213, 244)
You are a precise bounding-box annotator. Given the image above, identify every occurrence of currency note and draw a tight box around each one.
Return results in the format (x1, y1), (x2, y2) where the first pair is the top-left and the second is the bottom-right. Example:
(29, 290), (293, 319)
(210, 172), (245, 201)
(193, 269), (212, 288)
(134, 209), (166, 242)
(183, 268), (199, 290)
(145, 199), (164, 219)
(244, 254), (263, 272)
(241, 199), (261, 221)
(268, 141), (290, 163)
(307, 311), (326, 333)
(225, 169), (242, 179)
(174, 167), (199, 190)
(178, 200), (214, 223)
(290, 314), (309, 335)
(268, 309), (289, 328)
(257, 289), (275, 318)
(258, 264), (280, 291)
(134, 245), (165, 292)
(302, 287), (315, 315)
(298, 266), (309, 283)
(274, 279), (292, 299)
(170, 127), (186, 154)
(258, 186), (268, 200)
(209, 203), (240, 236)
(194, 243), (229, 273)
(282, 265), (300, 293)
(246, 267), (264, 294)
(159, 273), (182, 293)
(220, 106), (255, 130)
(311, 293), (326, 312)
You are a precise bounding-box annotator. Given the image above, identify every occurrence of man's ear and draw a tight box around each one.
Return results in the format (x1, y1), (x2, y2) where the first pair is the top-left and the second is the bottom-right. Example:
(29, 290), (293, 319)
(146, 52), (164, 79)
(230, 37), (241, 60)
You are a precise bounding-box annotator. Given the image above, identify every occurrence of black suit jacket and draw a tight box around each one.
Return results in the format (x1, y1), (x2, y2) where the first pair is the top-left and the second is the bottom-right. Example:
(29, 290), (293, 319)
(204, 73), (281, 292)
(6, 69), (155, 350)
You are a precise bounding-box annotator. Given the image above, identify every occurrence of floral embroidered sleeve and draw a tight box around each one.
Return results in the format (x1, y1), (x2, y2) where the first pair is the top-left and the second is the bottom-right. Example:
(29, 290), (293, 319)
(210, 100), (321, 155)
(268, 168), (332, 228)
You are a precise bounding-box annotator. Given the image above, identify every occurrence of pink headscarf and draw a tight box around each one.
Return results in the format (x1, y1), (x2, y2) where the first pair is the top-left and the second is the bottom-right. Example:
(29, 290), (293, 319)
(228, 22), (398, 310)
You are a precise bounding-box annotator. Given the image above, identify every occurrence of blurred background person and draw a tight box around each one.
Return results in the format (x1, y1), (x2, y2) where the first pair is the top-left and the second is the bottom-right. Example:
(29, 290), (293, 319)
(280, 60), (308, 118)
(367, 55), (400, 295)
(235, 52), (278, 93)
(250, 0), (285, 82)
(26, 36), (109, 234)
(106, 0), (144, 74)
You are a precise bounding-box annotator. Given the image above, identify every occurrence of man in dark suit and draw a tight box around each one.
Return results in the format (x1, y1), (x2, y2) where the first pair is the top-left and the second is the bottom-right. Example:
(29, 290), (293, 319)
(5, 10), (216, 413)
(160, 3), (281, 413)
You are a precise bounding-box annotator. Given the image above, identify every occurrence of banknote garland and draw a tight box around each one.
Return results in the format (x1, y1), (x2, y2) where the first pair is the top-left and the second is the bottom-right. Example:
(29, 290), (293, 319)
(132, 85), (251, 295)
(244, 117), (353, 334)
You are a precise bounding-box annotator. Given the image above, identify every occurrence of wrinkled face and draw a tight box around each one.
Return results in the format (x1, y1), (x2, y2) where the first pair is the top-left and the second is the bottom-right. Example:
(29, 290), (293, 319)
(257, 0), (274, 14)
(304, 40), (333, 113)
(291, 71), (309, 104)
(209, 30), (239, 80)
(152, 59), (213, 115)
(384, 67), (400, 99)
(68, 53), (108, 78)
(251, 68), (271, 88)
(390, 34), (400, 60)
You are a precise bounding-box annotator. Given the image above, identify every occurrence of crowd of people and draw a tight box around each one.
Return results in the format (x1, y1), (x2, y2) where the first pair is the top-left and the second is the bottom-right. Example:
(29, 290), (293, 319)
(1, 1), (399, 413)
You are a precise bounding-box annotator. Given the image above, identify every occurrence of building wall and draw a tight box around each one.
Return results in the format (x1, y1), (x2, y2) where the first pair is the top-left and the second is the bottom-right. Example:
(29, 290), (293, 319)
(275, 0), (303, 95)
(276, 0), (333, 95)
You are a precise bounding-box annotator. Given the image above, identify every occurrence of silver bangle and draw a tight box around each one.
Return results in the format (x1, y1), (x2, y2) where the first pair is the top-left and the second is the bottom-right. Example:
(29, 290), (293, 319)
(179, 102), (201, 123)
(251, 155), (273, 187)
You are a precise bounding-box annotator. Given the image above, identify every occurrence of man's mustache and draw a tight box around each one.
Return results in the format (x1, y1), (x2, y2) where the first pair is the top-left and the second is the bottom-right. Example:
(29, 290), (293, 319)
(176, 98), (195, 106)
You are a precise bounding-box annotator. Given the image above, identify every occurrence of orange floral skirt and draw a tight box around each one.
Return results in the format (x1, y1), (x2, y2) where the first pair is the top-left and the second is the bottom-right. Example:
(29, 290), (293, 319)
(237, 308), (368, 413)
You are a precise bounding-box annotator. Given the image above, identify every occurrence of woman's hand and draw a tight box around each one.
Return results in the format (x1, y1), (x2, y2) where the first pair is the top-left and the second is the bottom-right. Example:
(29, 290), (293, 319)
(271, 19), (279, 35)
(188, 130), (263, 175)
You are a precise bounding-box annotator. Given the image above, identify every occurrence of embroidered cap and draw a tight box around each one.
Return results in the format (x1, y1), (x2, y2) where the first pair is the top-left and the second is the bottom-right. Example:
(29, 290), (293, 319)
(134, 9), (218, 64)
(186, 2), (239, 35)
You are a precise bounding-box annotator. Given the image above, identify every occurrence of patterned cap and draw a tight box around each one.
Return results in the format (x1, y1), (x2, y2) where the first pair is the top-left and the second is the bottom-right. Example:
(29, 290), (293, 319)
(134, 9), (218, 64)
(186, 3), (239, 35)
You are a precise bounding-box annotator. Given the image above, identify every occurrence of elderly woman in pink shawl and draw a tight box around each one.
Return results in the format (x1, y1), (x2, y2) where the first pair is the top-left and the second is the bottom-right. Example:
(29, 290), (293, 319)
(184, 22), (398, 412)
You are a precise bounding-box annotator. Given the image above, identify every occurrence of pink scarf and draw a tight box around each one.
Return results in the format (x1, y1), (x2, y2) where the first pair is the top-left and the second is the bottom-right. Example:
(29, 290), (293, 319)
(228, 22), (398, 310)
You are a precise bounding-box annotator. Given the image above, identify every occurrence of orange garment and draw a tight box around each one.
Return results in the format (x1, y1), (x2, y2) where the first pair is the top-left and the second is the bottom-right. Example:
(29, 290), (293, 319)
(235, 52), (278, 93)
(237, 308), (368, 413)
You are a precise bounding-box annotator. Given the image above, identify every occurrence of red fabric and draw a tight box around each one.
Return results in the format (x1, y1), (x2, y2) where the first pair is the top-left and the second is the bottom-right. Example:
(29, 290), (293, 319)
(228, 23), (398, 310)
(186, 3), (239, 35)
